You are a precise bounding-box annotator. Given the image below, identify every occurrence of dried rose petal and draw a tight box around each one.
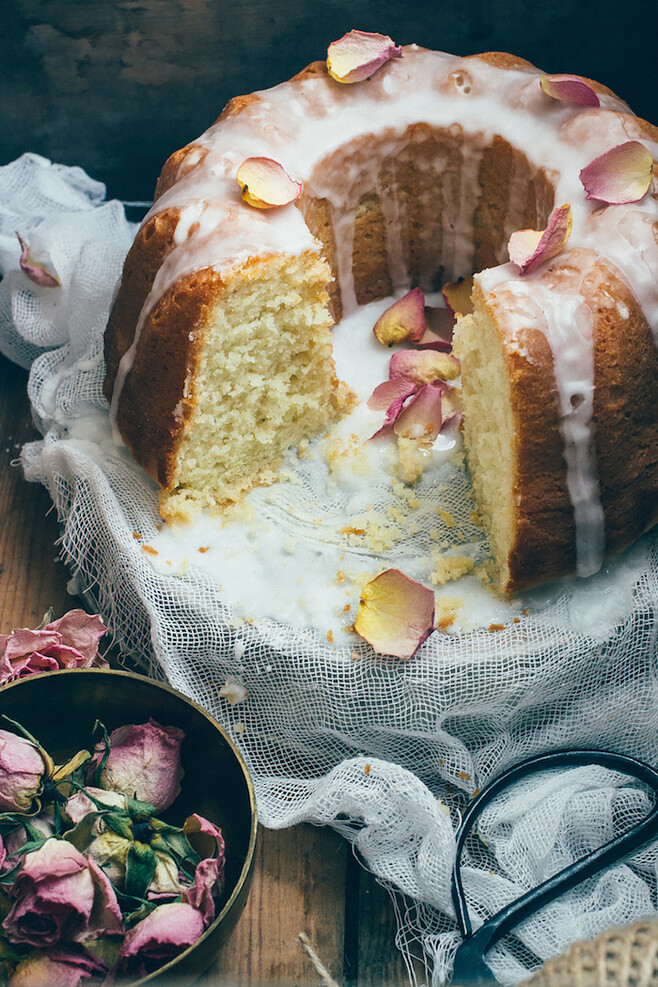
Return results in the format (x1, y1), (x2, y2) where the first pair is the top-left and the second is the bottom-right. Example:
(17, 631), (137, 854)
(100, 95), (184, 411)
(367, 377), (418, 411)
(441, 382), (463, 427)
(579, 141), (654, 204)
(236, 157), (302, 209)
(442, 276), (474, 317)
(354, 569), (435, 659)
(416, 329), (453, 352)
(539, 74), (600, 107)
(389, 349), (461, 385)
(373, 288), (426, 346)
(327, 30), (402, 84)
(369, 389), (417, 440)
(393, 382), (445, 441)
(508, 204), (573, 275)
(15, 233), (60, 288)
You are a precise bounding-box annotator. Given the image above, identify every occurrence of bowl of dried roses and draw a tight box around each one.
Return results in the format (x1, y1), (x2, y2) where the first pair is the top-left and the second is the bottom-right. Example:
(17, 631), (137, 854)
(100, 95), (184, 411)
(0, 666), (258, 985)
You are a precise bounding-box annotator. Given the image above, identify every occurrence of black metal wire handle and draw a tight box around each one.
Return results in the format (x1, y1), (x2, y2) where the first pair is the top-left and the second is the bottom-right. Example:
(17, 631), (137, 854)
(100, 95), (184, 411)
(450, 749), (658, 985)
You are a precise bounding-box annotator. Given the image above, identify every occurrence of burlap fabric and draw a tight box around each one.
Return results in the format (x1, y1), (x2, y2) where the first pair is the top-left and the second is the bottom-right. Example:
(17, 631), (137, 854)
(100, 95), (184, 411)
(522, 917), (658, 987)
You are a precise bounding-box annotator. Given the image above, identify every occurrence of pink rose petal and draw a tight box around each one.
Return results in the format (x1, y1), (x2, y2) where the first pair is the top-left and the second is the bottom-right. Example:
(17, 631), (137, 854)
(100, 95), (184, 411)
(508, 203), (573, 275)
(15, 233), (60, 288)
(442, 276), (474, 317)
(354, 568), (435, 659)
(327, 30), (402, 84)
(393, 382), (445, 442)
(367, 377), (418, 412)
(236, 157), (302, 209)
(45, 611), (107, 665)
(539, 74), (600, 107)
(369, 388), (419, 440)
(579, 141), (654, 204)
(389, 349), (461, 385)
(183, 857), (221, 927)
(373, 288), (426, 346)
(120, 901), (205, 972)
(8, 944), (108, 987)
(183, 813), (226, 865)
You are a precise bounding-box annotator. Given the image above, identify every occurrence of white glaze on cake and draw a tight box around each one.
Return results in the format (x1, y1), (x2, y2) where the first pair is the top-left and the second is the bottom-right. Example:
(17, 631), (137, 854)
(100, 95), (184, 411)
(110, 45), (658, 578)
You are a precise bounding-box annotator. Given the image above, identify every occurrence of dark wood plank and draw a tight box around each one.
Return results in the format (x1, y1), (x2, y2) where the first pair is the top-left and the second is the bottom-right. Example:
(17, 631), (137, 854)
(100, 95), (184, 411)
(2, 0), (655, 201)
(212, 824), (347, 985)
(0, 358), (74, 627)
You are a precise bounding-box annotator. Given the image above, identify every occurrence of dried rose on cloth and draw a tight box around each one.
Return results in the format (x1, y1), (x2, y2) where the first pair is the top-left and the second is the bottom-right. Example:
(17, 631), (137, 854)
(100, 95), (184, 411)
(0, 715), (226, 985)
(0, 611), (108, 686)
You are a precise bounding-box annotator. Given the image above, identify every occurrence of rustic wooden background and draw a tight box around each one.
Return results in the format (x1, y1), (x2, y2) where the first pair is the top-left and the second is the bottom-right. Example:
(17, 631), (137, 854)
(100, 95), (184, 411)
(1, 0), (655, 202)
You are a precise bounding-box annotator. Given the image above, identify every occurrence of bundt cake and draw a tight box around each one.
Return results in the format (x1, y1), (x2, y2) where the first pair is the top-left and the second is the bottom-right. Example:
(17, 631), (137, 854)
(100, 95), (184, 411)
(104, 39), (658, 594)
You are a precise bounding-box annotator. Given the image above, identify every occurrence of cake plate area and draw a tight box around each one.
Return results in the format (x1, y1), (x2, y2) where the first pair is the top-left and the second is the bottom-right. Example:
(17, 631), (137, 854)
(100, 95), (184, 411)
(0, 353), (415, 987)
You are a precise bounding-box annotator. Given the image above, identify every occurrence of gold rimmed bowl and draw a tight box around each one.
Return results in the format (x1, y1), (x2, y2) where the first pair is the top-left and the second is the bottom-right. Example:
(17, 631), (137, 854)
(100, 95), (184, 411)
(0, 668), (258, 984)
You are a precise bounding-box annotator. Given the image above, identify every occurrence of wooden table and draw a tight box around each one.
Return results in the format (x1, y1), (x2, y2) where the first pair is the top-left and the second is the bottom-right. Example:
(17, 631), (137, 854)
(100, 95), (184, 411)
(0, 353), (419, 986)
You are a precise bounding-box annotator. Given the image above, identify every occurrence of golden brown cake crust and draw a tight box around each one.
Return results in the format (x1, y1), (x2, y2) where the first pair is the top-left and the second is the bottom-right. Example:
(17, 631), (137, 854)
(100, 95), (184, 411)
(481, 260), (658, 593)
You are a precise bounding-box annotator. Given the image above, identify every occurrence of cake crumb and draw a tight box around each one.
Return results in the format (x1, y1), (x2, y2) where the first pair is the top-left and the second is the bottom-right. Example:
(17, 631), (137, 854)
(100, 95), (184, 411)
(326, 630), (334, 643)
(436, 597), (464, 632)
(142, 544), (158, 556)
(198, 546), (210, 553)
(437, 509), (455, 527)
(430, 553), (475, 586)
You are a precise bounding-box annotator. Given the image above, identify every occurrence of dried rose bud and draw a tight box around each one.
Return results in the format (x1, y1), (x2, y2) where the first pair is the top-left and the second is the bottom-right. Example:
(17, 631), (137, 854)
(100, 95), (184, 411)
(0, 730), (49, 814)
(3, 837), (123, 947)
(119, 901), (205, 976)
(88, 719), (184, 814)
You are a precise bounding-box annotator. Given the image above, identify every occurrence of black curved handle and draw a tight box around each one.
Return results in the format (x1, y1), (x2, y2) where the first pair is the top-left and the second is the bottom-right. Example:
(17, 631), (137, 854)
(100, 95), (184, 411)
(450, 750), (658, 985)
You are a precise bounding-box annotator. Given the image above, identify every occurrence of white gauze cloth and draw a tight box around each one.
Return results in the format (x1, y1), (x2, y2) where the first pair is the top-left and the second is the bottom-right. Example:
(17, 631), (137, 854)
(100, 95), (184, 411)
(1, 153), (658, 986)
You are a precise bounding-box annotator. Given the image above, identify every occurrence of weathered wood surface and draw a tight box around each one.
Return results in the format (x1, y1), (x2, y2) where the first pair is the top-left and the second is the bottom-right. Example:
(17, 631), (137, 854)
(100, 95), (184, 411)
(0, 353), (417, 984)
(2, 0), (656, 202)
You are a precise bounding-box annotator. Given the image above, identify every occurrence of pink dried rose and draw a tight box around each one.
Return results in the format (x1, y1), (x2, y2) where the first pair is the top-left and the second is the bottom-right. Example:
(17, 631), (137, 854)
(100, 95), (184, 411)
(119, 901), (205, 976)
(8, 943), (108, 987)
(0, 610), (108, 686)
(3, 837), (124, 947)
(0, 730), (50, 814)
(88, 719), (184, 813)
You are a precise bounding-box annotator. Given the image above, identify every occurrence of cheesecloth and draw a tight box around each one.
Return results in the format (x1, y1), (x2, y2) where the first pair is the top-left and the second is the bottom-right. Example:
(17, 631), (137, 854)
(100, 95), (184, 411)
(2, 154), (658, 986)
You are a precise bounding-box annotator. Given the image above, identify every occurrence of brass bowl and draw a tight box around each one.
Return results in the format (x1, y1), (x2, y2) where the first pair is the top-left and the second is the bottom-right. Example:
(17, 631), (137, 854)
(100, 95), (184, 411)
(0, 668), (258, 984)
